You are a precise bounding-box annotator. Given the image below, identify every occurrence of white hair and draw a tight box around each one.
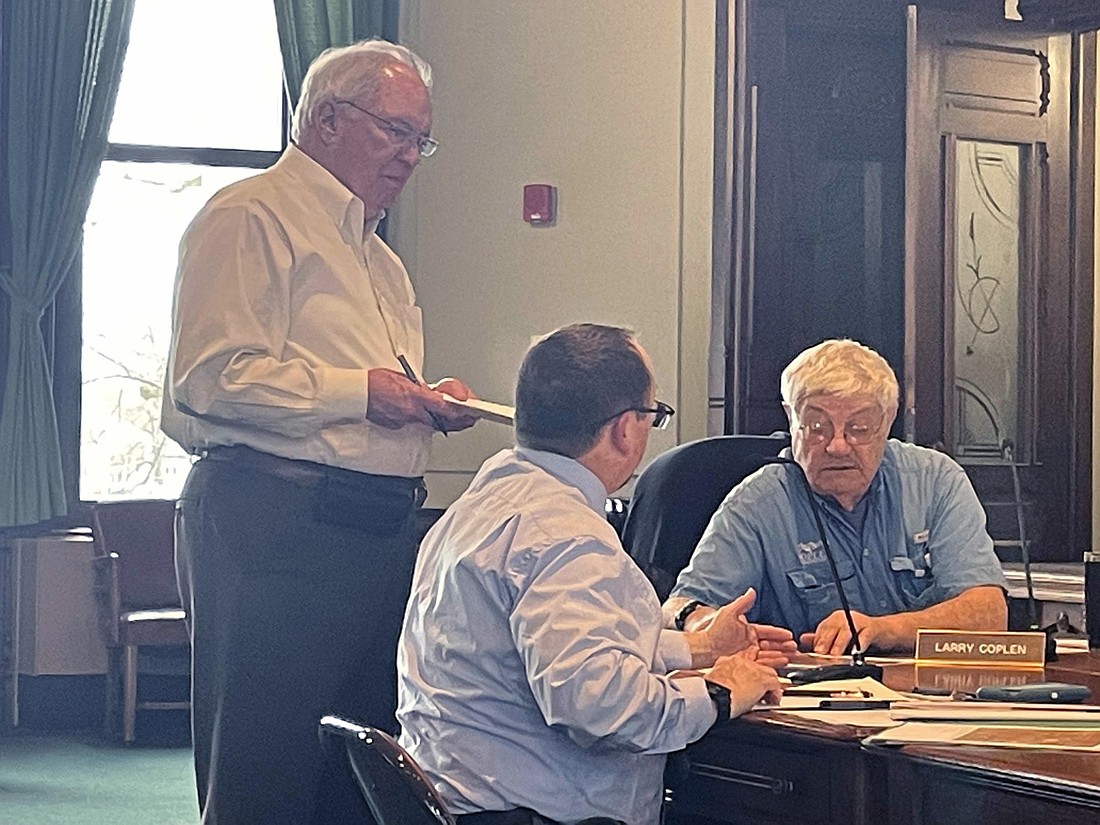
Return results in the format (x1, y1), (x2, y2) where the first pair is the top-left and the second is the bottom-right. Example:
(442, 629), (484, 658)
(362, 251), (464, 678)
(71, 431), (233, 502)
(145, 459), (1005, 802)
(781, 339), (899, 414)
(291, 39), (432, 142)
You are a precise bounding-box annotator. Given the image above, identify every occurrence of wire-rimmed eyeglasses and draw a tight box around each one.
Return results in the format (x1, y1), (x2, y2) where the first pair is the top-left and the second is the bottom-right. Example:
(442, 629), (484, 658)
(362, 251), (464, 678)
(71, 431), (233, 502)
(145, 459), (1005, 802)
(334, 99), (439, 158)
(796, 412), (884, 446)
(603, 400), (676, 430)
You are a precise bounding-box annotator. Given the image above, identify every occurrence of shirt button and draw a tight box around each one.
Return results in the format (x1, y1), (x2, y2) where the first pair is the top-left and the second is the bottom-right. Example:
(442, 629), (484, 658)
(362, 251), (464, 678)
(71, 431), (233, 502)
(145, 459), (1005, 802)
(879, 600), (887, 608)
(863, 548), (870, 557)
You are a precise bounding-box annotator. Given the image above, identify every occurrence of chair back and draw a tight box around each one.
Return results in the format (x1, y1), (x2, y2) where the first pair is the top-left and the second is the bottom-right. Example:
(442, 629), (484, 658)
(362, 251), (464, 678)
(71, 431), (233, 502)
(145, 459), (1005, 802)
(319, 715), (455, 825)
(92, 499), (180, 612)
(622, 434), (789, 600)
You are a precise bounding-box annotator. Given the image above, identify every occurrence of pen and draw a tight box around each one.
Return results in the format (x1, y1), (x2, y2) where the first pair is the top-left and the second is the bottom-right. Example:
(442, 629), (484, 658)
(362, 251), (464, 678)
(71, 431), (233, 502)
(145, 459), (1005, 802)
(817, 699), (893, 710)
(396, 354), (448, 437)
(783, 689), (872, 699)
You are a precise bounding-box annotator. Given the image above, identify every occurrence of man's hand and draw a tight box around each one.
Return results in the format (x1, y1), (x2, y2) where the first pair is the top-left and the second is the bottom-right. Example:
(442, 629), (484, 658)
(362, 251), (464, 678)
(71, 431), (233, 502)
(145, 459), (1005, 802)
(800, 609), (890, 656)
(799, 586), (1007, 656)
(705, 654), (783, 718)
(366, 369), (478, 432)
(686, 588), (797, 669)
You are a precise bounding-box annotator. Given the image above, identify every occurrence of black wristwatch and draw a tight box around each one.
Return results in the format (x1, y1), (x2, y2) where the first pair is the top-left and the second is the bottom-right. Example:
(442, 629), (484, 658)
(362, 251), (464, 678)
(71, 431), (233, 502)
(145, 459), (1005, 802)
(673, 599), (708, 631)
(705, 680), (731, 727)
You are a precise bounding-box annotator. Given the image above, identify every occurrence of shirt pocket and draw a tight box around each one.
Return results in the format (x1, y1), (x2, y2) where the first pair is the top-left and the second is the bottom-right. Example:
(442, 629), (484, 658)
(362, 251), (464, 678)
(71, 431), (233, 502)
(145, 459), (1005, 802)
(785, 558), (857, 627)
(890, 542), (933, 606)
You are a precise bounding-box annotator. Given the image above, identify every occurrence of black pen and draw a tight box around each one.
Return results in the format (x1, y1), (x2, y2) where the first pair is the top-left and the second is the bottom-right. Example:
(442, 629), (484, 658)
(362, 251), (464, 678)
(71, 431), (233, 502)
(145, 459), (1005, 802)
(396, 354), (448, 437)
(817, 699), (893, 710)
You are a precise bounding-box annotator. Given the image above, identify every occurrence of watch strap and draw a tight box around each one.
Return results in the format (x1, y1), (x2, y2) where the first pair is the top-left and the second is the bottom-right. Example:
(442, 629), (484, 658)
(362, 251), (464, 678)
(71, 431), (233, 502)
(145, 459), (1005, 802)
(705, 680), (731, 727)
(673, 598), (708, 631)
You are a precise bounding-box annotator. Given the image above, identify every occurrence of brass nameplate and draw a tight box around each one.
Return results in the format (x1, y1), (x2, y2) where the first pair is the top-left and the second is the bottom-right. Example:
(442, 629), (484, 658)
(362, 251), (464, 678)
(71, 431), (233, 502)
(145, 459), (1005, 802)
(915, 629), (1046, 667)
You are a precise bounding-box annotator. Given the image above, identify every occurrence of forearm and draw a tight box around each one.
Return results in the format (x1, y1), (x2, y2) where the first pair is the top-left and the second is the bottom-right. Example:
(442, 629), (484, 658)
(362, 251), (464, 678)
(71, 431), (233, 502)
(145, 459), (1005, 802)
(874, 585), (1007, 651)
(171, 352), (368, 437)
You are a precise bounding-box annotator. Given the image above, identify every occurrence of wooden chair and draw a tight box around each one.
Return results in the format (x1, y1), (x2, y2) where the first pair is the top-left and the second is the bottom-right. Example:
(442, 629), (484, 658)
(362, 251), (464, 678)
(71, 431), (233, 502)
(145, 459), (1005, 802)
(91, 499), (189, 742)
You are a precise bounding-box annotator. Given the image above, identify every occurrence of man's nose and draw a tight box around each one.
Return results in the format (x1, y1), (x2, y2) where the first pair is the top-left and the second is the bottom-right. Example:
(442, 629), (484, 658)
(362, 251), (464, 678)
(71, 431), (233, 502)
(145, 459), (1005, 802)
(824, 428), (852, 455)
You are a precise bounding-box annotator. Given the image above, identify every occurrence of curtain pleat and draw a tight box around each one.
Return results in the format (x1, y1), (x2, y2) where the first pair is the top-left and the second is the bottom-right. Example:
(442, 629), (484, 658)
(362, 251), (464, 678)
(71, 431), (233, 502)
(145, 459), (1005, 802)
(273, 0), (398, 113)
(0, 0), (133, 527)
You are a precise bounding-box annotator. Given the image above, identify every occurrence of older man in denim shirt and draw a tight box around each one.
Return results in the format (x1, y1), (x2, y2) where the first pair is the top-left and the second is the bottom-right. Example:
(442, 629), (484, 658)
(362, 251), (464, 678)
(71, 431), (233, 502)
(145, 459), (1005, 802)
(665, 339), (1006, 655)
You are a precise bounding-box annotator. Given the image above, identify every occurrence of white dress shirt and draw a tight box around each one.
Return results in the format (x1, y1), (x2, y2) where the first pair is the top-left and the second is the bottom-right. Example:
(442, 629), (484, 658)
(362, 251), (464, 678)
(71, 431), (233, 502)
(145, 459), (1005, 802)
(398, 447), (716, 825)
(162, 144), (432, 477)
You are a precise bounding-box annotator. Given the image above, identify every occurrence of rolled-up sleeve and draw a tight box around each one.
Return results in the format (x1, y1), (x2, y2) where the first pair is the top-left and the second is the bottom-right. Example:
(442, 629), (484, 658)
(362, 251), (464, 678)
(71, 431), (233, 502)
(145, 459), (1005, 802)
(922, 463), (1007, 600)
(670, 490), (767, 612)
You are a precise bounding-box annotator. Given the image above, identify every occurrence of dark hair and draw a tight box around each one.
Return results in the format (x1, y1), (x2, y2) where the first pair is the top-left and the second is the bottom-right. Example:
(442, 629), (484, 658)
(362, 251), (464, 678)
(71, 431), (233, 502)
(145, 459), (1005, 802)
(515, 323), (652, 458)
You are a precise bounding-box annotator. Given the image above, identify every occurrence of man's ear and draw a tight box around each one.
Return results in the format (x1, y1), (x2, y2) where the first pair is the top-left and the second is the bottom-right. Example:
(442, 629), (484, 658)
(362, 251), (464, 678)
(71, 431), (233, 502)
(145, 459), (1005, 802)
(606, 411), (634, 456)
(316, 100), (341, 144)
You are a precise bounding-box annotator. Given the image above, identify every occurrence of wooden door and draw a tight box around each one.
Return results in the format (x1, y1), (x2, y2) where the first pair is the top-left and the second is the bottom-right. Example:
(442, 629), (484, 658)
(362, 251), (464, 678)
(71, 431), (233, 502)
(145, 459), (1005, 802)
(904, 6), (1093, 562)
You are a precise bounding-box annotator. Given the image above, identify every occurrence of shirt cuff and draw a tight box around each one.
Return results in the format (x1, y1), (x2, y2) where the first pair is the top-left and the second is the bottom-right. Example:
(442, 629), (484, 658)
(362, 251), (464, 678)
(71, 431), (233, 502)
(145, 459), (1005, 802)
(677, 674), (719, 734)
(320, 366), (371, 422)
(658, 628), (693, 671)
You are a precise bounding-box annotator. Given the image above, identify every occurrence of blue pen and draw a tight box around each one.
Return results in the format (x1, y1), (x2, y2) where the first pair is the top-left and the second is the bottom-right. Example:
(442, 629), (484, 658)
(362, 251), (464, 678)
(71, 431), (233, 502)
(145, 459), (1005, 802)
(396, 354), (448, 436)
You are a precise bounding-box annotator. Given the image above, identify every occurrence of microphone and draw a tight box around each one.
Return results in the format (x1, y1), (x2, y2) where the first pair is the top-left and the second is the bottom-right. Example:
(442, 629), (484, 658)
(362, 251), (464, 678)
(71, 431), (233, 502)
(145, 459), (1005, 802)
(1003, 440), (1060, 661)
(764, 457), (883, 684)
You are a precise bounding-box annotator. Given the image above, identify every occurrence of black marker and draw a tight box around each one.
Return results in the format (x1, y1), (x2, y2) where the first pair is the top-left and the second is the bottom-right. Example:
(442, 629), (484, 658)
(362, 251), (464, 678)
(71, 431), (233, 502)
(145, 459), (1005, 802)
(397, 354), (448, 437)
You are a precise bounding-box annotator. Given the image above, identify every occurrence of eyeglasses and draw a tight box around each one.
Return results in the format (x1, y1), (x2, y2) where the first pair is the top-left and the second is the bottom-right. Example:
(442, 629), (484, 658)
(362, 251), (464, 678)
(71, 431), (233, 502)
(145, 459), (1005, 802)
(334, 99), (439, 158)
(602, 400), (676, 430)
(796, 413), (884, 446)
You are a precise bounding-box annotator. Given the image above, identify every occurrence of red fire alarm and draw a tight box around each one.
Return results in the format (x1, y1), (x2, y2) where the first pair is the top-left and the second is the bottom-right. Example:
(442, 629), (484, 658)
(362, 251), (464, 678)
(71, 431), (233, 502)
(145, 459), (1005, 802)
(523, 183), (556, 226)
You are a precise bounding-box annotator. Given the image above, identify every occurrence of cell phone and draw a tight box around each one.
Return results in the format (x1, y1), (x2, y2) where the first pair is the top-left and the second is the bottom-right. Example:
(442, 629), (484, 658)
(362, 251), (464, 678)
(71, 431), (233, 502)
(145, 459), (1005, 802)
(973, 682), (1092, 704)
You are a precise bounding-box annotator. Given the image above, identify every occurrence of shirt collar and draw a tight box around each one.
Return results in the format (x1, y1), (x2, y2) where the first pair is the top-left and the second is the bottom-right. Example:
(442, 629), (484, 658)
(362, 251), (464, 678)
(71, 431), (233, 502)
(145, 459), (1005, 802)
(276, 144), (383, 244)
(514, 447), (608, 515)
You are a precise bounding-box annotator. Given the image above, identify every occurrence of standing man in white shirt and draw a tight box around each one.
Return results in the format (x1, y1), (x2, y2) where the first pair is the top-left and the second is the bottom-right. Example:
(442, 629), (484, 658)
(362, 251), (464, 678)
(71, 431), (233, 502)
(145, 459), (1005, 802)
(163, 40), (476, 825)
(398, 324), (792, 825)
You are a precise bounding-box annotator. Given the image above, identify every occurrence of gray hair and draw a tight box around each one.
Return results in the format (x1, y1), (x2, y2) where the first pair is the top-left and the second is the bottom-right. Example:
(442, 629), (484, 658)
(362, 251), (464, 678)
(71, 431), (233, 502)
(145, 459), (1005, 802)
(781, 339), (899, 414)
(291, 39), (433, 142)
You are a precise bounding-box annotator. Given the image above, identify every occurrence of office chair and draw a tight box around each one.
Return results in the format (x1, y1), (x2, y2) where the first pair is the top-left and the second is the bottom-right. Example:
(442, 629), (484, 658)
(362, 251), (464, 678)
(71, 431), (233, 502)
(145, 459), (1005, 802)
(318, 715), (456, 825)
(621, 434), (789, 600)
(91, 499), (189, 742)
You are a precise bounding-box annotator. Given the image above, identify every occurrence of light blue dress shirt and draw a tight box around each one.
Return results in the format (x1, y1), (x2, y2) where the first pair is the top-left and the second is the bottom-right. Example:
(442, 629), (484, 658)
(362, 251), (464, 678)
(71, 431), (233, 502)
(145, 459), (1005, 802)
(671, 440), (1006, 638)
(397, 447), (716, 825)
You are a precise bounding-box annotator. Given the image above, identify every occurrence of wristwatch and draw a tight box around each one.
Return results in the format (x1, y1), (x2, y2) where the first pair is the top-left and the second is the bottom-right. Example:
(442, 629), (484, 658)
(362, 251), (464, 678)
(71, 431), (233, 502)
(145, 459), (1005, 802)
(705, 680), (731, 726)
(673, 599), (708, 631)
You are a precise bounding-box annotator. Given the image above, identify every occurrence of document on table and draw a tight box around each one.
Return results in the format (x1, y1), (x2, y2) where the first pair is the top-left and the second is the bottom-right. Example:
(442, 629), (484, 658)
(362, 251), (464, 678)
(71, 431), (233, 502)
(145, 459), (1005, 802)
(752, 677), (909, 728)
(864, 721), (1100, 751)
(889, 701), (1100, 724)
(442, 395), (515, 425)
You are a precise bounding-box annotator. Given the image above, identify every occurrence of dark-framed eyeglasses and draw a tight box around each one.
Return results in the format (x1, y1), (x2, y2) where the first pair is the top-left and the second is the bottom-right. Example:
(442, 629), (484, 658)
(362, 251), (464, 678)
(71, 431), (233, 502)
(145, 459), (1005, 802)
(797, 412), (884, 446)
(603, 400), (676, 430)
(334, 99), (439, 158)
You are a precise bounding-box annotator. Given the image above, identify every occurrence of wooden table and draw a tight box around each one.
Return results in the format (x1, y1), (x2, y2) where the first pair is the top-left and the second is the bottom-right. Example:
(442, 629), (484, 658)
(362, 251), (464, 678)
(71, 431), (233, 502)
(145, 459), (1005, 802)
(669, 651), (1100, 825)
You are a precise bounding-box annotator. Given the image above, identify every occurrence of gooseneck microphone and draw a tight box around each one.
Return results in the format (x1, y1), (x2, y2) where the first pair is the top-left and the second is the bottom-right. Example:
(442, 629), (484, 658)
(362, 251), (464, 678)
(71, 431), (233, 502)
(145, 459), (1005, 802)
(765, 456), (883, 684)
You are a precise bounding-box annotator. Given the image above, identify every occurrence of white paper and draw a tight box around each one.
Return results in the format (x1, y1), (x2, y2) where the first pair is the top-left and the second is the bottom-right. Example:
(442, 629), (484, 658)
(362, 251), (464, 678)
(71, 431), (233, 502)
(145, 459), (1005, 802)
(864, 721), (1100, 751)
(442, 395), (515, 425)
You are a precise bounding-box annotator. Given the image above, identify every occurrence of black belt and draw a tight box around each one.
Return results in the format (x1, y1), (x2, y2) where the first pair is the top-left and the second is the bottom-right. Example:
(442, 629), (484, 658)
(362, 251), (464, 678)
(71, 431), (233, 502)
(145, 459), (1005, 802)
(456, 812), (624, 825)
(199, 446), (427, 530)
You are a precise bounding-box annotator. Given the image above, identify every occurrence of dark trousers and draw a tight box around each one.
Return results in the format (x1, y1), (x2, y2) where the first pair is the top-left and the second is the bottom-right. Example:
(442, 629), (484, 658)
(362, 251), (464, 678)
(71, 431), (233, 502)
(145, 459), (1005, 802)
(175, 448), (424, 825)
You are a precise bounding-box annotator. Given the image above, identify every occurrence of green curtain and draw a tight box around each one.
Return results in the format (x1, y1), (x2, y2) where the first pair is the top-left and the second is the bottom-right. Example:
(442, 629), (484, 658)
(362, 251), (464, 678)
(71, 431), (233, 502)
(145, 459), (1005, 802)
(0, 0), (133, 527)
(274, 0), (399, 112)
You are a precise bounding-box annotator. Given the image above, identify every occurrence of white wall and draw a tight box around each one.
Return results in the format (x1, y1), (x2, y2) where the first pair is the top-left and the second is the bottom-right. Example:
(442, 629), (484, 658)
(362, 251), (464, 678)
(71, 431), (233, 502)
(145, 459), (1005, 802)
(393, 1), (717, 506)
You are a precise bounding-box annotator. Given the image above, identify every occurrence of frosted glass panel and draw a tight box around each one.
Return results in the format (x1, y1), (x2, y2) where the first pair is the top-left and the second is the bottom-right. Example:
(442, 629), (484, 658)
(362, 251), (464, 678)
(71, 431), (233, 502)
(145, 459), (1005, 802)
(953, 140), (1022, 459)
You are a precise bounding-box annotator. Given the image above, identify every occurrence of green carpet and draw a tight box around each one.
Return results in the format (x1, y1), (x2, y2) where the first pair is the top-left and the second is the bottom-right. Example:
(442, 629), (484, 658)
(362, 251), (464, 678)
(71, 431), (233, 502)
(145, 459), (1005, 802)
(0, 731), (199, 825)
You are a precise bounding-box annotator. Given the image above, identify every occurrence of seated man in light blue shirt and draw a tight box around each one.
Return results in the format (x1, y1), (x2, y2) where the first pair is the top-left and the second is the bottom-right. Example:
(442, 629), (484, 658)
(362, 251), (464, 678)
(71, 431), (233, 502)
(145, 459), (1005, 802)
(397, 323), (795, 825)
(664, 339), (1007, 656)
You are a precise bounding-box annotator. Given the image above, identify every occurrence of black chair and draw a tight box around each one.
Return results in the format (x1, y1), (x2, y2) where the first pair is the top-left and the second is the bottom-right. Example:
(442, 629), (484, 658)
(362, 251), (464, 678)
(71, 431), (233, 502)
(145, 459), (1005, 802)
(318, 715), (455, 825)
(621, 434), (789, 600)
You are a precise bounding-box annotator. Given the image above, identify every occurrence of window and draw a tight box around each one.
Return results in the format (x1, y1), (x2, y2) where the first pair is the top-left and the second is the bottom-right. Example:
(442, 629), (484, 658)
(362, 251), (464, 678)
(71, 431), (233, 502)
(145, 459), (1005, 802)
(80, 0), (284, 500)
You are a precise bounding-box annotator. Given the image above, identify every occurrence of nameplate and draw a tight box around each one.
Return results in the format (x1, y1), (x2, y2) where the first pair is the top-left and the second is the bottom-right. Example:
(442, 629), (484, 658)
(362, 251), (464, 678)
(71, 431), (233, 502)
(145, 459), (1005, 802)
(915, 629), (1046, 667)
